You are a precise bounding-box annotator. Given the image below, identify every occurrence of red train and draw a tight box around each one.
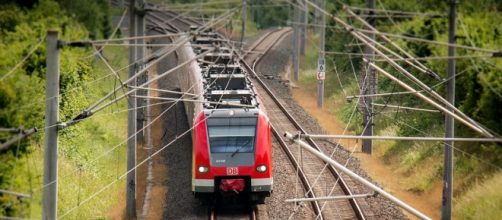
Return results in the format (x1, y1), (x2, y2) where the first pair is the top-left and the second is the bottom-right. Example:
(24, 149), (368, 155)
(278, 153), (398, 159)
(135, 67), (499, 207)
(187, 31), (273, 204)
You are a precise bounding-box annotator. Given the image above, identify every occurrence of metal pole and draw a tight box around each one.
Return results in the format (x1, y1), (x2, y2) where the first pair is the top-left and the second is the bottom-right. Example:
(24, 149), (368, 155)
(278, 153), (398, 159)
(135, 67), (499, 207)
(343, 7), (438, 78)
(316, 0), (325, 108)
(371, 103), (440, 113)
(199, 0), (203, 18)
(127, 0), (137, 218)
(367, 61), (481, 131)
(305, 0), (492, 137)
(0, 189), (31, 198)
(314, 0), (320, 30)
(300, 134), (502, 142)
(284, 132), (431, 220)
(361, 0), (375, 154)
(0, 128), (38, 152)
(442, 1), (457, 219)
(286, 193), (375, 203)
(293, 0), (300, 81)
(240, 0), (247, 49)
(136, 0), (146, 144)
(300, 0), (307, 55)
(43, 29), (59, 220)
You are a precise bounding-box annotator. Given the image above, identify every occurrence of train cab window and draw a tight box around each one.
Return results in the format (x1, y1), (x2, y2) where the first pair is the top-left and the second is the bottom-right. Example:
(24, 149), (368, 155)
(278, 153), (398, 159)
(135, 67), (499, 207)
(207, 117), (257, 154)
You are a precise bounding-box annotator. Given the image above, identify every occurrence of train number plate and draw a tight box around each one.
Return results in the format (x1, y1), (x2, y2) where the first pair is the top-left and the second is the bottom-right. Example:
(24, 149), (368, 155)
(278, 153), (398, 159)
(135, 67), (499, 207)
(226, 167), (238, 175)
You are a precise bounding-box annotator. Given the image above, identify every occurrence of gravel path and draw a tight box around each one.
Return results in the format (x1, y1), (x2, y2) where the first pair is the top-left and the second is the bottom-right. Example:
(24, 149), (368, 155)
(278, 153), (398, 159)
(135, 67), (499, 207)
(256, 34), (408, 219)
(145, 21), (407, 219)
(145, 30), (207, 220)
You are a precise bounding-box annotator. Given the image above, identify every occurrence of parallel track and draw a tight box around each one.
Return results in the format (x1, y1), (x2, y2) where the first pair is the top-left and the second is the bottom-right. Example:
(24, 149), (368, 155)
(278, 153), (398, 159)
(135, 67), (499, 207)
(242, 29), (366, 220)
(209, 206), (257, 220)
(145, 8), (366, 220)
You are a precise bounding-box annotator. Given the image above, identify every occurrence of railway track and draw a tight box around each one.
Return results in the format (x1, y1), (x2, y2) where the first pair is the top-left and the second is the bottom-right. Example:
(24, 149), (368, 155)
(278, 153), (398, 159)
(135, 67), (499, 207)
(143, 8), (368, 220)
(242, 29), (366, 220)
(244, 28), (292, 70)
(209, 206), (257, 220)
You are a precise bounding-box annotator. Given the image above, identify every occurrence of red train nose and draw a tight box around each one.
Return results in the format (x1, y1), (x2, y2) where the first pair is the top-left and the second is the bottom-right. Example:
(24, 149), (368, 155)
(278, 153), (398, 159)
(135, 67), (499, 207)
(219, 179), (245, 193)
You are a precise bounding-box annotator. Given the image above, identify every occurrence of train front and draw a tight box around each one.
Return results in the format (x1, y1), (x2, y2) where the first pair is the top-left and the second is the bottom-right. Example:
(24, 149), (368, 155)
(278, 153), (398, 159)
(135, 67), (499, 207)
(192, 108), (272, 204)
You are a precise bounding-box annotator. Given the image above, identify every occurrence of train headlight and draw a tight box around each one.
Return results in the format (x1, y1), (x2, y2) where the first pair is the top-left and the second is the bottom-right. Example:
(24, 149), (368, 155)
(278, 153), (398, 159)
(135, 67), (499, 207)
(198, 166), (209, 173)
(256, 165), (267, 173)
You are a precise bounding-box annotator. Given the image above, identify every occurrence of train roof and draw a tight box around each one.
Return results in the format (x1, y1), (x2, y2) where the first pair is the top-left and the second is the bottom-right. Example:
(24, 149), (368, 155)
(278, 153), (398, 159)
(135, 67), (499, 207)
(191, 31), (259, 111)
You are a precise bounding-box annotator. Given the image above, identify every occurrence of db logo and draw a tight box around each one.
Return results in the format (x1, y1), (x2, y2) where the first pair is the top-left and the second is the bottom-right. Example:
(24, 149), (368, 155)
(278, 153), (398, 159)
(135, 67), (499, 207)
(226, 167), (238, 175)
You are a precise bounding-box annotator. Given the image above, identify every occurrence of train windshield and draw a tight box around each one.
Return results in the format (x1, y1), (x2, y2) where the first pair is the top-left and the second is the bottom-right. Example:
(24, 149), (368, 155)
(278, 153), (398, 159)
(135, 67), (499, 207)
(207, 117), (257, 154)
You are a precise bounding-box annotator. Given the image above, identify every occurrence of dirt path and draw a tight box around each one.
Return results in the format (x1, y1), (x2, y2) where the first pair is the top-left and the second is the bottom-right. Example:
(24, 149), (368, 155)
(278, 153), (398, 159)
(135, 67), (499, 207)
(291, 87), (441, 219)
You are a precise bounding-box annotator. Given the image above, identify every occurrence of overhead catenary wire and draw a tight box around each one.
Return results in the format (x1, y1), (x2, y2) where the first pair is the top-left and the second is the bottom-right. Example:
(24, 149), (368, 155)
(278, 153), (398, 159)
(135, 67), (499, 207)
(94, 46), (127, 89)
(59, 109), (213, 219)
(15, 36), (184, 115)
(0, 189), (31, 199)
(65, 9), (238, 125)
(372, 103), (441, 113)
(367, 61), (492, 136)
(33, 16), (232, 195)
(347, 66), (471, 100)
(301, 134), (502, 143)
(32, 94), (192, 194)
(288, 1), (496, 217)
(133, 95), (256, 108)
(0, 128), (21, 133)
(0, 35), (45, 81)
(347, 5), (445, 17)
(374, 54), (494, 61)
(0, 128), (38, 152)
(353, 27), (501, 54)
(457, 15), (502, 99)
(341, 14), (443, 18)
(83, 7), (128, 59)
(0, 216), (37, 220)
(342, 9), (441, 79)
(354, 29), (440, 79)
(288, 0), (501, 54)
(37, 33), (242, 193)
(88, 32), (185, 44)
(129, 86), (198, 97)
(285, 132), (432, 220)
(308, 0), (494, 137)
(77, 48), (215, 121)
(150, 0), (241, 10)
(294, 27), (372, 217)
(59, 28), (245, 217)
(330, 1), (440, 80)
(379, 112), (502, 172)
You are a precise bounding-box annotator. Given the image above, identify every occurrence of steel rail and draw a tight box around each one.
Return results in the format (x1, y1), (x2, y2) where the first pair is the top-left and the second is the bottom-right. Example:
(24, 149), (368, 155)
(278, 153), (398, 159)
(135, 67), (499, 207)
(238, 30), (323, 218)
(147, 11), (182, 33)
(243, 30), (276, 57)
(208, 206), (257, 220)
(250, 28), (293, 72)
(240, 30), (365, 219)
(153, 9), (362, 219)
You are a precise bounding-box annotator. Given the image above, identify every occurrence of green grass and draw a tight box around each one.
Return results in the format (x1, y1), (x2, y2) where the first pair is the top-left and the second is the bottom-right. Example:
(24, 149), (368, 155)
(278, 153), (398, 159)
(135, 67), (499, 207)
(297, 29), (501, 219)
(10, 46), (129, 219)
(454, 171), (502, 219)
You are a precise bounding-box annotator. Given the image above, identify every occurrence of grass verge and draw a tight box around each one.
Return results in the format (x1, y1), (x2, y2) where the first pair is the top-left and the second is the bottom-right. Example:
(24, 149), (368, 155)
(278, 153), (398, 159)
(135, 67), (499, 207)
(10, 46), (129, 219)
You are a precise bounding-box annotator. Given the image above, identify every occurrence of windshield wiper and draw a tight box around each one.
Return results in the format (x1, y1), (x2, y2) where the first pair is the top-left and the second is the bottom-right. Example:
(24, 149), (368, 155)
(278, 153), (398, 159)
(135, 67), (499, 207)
(231, 139), (251, 157)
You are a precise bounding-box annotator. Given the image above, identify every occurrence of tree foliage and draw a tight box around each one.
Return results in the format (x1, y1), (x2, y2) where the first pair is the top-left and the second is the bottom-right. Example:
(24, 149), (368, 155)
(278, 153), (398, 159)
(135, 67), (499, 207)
(325, 0), (502, 196)
(0, 0), (113, 216)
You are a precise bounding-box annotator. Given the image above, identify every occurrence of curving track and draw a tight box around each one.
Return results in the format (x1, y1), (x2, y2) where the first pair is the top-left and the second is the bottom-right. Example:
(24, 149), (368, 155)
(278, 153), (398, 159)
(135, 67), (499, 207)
(209, 206), (257, 220)
(242, 29), (366, 220)
(141, 7), (370, 220)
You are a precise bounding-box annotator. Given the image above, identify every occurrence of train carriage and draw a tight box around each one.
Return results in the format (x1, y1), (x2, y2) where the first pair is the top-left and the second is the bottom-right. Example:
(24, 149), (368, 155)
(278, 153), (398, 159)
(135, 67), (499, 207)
(185, 29), (273, 204)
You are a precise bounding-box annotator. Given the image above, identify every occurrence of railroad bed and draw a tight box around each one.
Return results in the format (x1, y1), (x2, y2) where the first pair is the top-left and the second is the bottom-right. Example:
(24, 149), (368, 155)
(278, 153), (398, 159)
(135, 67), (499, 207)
(140, 6), (406, 220)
